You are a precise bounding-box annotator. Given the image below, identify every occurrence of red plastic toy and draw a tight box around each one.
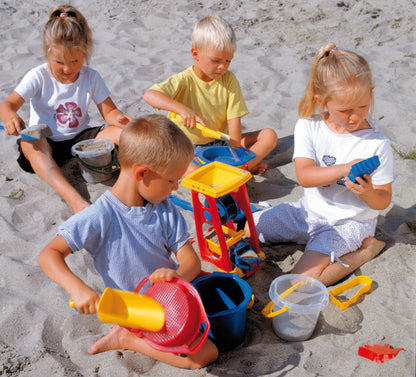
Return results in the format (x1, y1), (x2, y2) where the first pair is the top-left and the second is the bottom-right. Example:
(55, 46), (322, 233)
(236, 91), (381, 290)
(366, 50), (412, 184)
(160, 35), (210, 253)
(181, 162), (265, 277)
(358, 344), (404, 363)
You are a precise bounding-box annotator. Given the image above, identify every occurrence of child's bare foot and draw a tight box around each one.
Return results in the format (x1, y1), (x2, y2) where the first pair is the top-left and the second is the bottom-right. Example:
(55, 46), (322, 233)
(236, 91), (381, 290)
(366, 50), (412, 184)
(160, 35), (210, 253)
(89, 325), (126, 354)
(249, 162), (267, 175)
(359, 236), (385, 260)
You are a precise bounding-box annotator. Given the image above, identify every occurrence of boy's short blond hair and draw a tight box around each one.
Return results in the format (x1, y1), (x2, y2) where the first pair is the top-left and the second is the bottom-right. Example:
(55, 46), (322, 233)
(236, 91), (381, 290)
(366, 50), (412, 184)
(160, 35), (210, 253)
(192, 15), (236, 53)
(119, 114), (194, 172)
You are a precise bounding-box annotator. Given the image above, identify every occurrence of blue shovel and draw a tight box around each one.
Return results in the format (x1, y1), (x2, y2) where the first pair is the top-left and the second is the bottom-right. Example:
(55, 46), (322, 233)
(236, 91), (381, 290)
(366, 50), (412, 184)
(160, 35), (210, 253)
(0, 124), (52, 140)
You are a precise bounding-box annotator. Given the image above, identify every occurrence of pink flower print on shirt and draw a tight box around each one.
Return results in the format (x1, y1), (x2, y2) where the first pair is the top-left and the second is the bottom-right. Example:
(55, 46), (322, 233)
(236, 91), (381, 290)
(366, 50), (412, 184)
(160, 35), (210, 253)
(56, 102), (82, 128)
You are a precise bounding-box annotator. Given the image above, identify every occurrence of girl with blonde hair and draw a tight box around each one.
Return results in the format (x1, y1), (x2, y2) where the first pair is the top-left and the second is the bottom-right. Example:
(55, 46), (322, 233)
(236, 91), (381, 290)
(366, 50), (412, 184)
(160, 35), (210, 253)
(248, 43), (393, 286)
(0, 5), (131, 213)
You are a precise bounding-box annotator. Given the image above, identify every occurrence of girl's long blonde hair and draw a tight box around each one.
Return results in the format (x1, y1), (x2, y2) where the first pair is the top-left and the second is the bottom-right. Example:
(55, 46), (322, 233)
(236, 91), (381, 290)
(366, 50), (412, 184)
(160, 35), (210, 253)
(298, 43), (374, 119)
(43, 5), (93, 64)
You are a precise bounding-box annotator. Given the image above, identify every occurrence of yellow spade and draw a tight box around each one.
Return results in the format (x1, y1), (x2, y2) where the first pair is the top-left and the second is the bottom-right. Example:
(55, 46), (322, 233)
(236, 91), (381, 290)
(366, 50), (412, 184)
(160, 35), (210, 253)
(168, 112), (230, 141)
(70, 287), (165, 331)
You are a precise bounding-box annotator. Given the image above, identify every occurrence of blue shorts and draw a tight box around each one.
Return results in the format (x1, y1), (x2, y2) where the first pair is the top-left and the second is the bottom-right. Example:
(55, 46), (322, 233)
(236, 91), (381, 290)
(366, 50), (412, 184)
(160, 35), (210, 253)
(252, 198), (377, 262)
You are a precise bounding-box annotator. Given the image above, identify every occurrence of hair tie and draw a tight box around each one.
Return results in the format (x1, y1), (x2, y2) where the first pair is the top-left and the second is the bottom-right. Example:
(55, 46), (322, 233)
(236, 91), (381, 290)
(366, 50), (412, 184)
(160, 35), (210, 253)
(328, 47), (338, 56)
(322, 46), (338, 58)
(60, 12), (68, 17)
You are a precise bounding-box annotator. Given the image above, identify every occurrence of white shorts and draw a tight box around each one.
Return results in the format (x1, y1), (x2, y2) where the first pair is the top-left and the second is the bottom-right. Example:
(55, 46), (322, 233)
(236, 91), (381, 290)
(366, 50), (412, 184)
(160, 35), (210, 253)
(252, 198), (377, 262)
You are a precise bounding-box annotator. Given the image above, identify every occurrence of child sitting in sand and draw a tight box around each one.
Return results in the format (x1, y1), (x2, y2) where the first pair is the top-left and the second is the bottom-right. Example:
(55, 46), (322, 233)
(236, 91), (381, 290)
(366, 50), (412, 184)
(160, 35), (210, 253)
(0, 5), (131, 214)
(247, 43), (393, 286)
(143, 15), (277, 175)
(38, 114), (218, 369)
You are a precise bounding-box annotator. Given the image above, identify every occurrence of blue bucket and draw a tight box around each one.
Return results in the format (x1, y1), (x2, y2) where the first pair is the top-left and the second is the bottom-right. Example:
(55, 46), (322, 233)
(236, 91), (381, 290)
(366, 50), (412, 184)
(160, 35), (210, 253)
(192, 272), (252, 352)
(193, 146), (256, 167)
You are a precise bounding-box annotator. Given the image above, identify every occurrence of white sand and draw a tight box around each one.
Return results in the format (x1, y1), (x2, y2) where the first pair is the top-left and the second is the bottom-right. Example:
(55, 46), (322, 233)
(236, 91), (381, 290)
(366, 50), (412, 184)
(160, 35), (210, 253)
(0, 0), (415, 376)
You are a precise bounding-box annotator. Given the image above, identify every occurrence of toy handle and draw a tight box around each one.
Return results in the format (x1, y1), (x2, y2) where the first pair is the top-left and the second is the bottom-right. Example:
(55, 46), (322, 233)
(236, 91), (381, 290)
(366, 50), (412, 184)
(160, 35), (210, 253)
(180, 312), (210, 354)
(261, 301), (289, 318)
(194, 122), (229, 141)
(168, 112), (229, 141)
(247, 294), (255, 309)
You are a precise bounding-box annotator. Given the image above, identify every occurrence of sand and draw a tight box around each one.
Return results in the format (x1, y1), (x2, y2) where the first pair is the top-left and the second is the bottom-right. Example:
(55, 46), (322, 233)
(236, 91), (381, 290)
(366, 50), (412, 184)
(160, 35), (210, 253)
(0, 0), (415, 376)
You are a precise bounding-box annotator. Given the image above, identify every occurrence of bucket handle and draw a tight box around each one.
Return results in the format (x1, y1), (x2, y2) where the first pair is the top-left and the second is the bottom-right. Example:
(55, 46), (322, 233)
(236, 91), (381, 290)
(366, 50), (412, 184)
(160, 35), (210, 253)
(261, 279), (311, 318)
(262, 301), (289, 318)
(74, 147), (120, 175)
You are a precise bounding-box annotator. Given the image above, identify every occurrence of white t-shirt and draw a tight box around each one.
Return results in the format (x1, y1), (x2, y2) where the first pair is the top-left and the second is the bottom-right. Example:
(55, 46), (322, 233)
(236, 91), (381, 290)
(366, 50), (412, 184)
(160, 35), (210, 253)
(293, 115), (394, 225)
(15, 63), (111, 141)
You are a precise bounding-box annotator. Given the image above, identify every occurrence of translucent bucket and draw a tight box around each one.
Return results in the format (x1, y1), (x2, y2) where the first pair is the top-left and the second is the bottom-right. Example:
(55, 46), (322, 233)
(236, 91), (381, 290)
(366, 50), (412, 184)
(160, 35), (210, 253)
(192, 272), (252, 352)
(71, 138), (118, 183)
(266, 274), (329, 341)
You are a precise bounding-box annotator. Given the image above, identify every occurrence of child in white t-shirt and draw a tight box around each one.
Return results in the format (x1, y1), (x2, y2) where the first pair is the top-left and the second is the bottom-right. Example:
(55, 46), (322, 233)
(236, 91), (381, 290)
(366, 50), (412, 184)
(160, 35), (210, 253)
(248, 43), (393, 286)
(0, 5), (131, 213)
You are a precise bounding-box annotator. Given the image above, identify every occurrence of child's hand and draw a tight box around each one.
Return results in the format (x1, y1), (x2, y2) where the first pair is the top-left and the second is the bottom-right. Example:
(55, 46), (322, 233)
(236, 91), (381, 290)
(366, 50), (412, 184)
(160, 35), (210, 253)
(4, 115), (25, 136)
(345, 174), (375, 200)
(149, 268), (180, 283)
(71, 287), (100, 314)
(114, 113), (133, 128)
(343, 158), (362, 177)
(179, 109), (205, 129)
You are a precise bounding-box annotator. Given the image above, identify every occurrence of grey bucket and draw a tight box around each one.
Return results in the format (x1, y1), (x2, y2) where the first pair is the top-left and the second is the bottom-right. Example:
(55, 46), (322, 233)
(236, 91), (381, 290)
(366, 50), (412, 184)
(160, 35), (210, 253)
(71, 138), (119, 183)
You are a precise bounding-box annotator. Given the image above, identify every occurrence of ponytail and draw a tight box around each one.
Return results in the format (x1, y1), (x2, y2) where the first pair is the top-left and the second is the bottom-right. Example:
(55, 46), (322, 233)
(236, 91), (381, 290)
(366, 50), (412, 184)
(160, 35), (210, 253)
(298, 43), (373, 119)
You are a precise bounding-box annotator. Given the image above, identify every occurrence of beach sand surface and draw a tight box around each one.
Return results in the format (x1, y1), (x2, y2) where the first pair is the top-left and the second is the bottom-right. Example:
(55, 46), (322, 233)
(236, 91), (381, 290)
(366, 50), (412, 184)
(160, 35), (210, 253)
(0, 0), (415, 376)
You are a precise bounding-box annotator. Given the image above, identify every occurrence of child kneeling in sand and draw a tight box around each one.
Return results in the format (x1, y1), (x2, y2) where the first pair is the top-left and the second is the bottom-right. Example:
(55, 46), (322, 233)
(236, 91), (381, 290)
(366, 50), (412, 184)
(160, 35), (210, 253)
(247, 44), (393, 286)
(38, 115), (218, 369)
(143, 15), (277, 175)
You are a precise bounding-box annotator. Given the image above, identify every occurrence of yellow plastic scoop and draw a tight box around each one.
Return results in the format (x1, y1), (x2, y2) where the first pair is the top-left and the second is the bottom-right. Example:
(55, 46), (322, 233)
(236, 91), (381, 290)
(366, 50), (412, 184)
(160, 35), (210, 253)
(70, 287), (165, 331)
(168, 112), (230, 141)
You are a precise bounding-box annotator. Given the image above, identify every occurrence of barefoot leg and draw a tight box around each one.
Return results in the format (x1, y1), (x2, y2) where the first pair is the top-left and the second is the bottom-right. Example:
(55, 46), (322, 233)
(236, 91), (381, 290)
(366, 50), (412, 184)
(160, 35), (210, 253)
(96, 125), (122, 146)
(21, 139), (90, 213)
(241, 128), (277, 174)
(89, 325), (218, 369)
(292, 237), (385, 286)
(317, 236), (385, 286)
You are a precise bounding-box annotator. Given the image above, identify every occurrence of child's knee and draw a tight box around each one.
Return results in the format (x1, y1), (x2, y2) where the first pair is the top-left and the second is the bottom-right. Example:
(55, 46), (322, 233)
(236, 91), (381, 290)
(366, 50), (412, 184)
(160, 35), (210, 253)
(186, 340), (218, 369)
(260, 128), (278, 147)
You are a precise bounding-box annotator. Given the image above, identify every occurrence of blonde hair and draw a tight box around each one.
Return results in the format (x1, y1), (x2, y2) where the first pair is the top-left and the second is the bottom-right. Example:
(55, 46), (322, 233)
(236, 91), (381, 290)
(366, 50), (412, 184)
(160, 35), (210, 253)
(298, 43), (374, 119)
(43, 5), (93, 64)
(119, 115), (194, 172)
(192, 15), (236, 53)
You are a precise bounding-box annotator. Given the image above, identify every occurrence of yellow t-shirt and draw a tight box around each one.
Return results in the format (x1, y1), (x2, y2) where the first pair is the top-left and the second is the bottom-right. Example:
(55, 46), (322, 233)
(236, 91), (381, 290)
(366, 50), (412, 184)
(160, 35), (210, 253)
(150, 66), (249, 145)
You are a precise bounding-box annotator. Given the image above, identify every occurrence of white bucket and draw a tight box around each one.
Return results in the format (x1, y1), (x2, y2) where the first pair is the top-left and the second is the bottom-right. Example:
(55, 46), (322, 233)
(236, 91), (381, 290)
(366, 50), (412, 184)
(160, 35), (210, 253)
(71, 138), (117, 183)
(267, 274), (329, 341)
